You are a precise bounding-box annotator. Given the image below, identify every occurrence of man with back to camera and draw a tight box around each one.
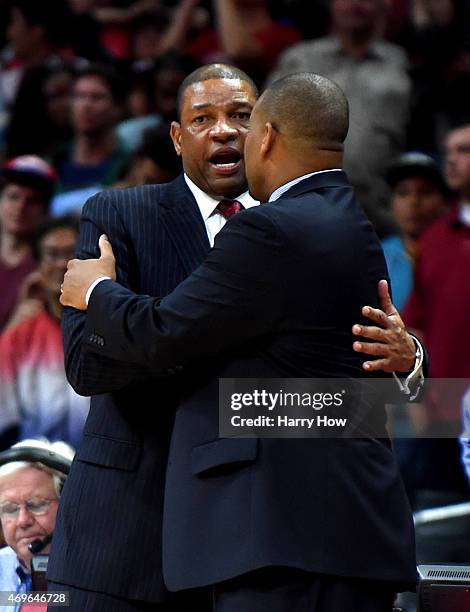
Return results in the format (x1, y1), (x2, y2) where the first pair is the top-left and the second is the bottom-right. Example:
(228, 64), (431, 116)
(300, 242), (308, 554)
(59, 72), (418, 612)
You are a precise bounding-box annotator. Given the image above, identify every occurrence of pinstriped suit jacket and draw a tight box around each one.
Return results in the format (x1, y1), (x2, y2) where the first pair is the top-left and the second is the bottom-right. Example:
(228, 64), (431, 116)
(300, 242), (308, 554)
(47, 175), (211, 602)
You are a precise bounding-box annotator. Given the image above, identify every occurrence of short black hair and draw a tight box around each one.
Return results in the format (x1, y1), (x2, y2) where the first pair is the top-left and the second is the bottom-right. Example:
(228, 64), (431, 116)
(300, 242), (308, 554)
(259, 72), (349, 150)
(0, 166), (55, 208)
(137, 122), (182, 173)
(74, 62), (127, 105)
(31, 215), (79, 262)
(117, 122), (183, 180)
(176, 63), (259, 120)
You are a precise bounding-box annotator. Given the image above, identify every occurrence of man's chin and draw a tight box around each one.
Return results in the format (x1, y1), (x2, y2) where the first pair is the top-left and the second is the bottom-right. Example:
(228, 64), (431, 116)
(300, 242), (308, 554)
(208, 174), (247, 198)
(16, 541), (36, 563)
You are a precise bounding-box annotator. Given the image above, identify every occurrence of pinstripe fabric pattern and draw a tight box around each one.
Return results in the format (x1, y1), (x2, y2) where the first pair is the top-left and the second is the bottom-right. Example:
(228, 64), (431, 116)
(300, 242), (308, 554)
(48, 176), (211, 603)
(61, 177), (209, 395)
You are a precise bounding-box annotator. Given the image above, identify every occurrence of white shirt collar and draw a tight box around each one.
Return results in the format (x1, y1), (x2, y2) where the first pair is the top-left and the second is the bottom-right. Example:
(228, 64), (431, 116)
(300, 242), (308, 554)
(268, 169), (343, 202)
(183, 174), (259, 221)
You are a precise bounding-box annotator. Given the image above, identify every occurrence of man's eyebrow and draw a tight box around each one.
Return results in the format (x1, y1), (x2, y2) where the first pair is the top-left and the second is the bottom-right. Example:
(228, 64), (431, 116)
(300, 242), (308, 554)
(230, 101), (254, 109)
(192, 102), (212, 111)
(191, 101), (254, 111)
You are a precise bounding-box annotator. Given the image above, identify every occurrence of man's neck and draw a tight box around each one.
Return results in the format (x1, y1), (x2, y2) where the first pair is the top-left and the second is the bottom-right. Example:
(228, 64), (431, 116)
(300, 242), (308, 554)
(0, 231), (30, 266)
(402, 235), (417, 261)
(73, 132), (117, 165)
(459, 188), (470, 203)
(336, 30), (375, 59)
(269, 168), (342, 202)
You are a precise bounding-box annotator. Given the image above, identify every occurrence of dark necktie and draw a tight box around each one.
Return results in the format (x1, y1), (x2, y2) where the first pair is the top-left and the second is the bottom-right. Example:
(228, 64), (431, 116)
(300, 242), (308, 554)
(216, 199), (244, 219)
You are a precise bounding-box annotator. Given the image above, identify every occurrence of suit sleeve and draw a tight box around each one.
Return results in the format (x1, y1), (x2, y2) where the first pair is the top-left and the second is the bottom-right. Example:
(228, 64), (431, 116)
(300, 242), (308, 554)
(82, 209), (284, 373)
(62, 191), (163, 395)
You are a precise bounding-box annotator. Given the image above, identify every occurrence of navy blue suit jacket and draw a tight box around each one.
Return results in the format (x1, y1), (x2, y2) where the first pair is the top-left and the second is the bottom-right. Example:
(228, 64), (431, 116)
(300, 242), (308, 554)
(79, 171), (417, 591)
(47, 176), (211, 602)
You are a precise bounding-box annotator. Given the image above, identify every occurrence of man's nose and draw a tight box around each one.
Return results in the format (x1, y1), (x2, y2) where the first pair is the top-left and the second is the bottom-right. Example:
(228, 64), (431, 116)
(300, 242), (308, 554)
(406, 194), (420, 210)
(445, 150), (457, 165)
(16, 506), (35, 527)
(210, 117), (238, 140)
(14, 198), (28, 212)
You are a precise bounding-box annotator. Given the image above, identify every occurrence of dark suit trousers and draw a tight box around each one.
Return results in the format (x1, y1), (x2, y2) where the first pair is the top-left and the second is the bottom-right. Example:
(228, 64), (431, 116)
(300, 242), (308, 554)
(210, 568), (398, 612)
(47, 580), (211, 612)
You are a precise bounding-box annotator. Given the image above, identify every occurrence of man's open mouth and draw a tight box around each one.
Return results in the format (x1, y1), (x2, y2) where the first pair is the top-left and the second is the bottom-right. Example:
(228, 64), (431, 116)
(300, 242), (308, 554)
(209, 150), (242, 173)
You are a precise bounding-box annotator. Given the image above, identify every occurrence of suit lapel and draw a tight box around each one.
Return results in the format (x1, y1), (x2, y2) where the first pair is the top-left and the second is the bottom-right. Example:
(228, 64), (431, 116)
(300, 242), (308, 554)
(160, 176), (211, 275)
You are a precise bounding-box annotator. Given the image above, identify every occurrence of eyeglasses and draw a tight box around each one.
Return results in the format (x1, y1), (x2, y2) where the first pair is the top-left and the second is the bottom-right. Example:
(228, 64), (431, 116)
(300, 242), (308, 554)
(0, 497), (58, 520)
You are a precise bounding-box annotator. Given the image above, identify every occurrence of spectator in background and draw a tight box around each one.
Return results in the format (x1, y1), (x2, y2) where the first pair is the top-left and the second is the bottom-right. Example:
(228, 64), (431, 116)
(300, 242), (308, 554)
(117, 51), (198, 153)
(153, 0), (302, 88)
(382, 151), (450, 312)
(87, 0), (164, 61)
(404, 123), (470, 429)
(381, 153), (450, 541)
(398, 123), (470, 579)
(128, 8), (172, 71)
(0, 155), (56, 332)
(115, 123), (182, 188)
(0, 216), (89, 450)
(2, 0), (75, 158)
(268, 0), (411, 237)
(40, 64), (75, 159)
(271, 0), (330, 41)
(212, 0), (303, 87)
(152, 51), (199, 123)
(65, 0), (112, 62)
(5, 62), (76, 161)
(50, 63), (128, 216)
(0, 439), (74, 597)
(399, 0), (470, 154)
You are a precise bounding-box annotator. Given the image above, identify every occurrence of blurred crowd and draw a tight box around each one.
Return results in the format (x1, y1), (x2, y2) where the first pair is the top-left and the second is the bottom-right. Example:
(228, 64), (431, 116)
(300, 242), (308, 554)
(0, 0), (470, 602)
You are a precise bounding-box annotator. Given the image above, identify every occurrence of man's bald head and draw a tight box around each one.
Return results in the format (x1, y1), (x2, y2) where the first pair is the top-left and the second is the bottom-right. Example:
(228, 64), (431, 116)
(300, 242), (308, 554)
(244, 73), (349, 202)
(256, 73), (349, 152)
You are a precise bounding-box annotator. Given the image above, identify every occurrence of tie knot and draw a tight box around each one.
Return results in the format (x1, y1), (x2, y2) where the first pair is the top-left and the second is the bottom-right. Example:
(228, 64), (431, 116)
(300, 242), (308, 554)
(216, 199), (244, 219)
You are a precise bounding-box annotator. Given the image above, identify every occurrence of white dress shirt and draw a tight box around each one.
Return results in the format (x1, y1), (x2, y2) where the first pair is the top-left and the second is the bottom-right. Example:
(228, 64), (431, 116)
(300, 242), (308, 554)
(183, 174), (258, 247)
(269, 169), (342, 202)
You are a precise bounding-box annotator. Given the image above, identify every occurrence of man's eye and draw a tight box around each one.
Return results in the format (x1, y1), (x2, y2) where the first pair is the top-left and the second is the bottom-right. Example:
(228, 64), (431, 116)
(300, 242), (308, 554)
(233, 112), (251, 120)
(28, 501), (45, 512)
(193, 116), (207, 124)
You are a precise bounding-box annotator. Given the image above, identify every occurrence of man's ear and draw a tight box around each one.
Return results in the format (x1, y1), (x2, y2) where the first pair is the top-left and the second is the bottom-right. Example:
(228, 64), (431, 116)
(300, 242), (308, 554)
(170, 121), (182, 156)
(260, 122), (276, 158)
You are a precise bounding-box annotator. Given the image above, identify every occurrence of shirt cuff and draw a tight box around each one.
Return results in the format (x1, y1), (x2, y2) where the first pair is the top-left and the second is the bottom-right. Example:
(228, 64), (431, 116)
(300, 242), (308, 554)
(392, 336), (425, 401)
(85, 276), (112, 306)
